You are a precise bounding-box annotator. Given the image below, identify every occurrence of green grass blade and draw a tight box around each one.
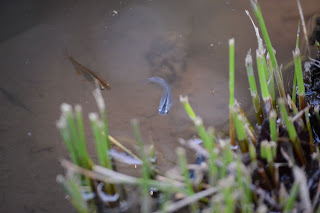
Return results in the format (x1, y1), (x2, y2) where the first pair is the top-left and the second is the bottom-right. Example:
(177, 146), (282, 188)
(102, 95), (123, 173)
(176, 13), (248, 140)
(180, 96), (218, 184)
(284, 183), (299, 213)
(177, 147), (198, 213)
(229, 38), (236, 147)
(75, 105), (93, 169)
(131, 119), (151, 213)
(293, 48), (306, 110)
(89, 113), (112, 169)
(232, 102), (249, 152)
(57, 175), (90, 213)
(250, 0), (286, 99)
(278, 98), (306, 165)
(245, 50), (264, 125)
(256, 48), (272, 112)
(269, 110), (277, 142)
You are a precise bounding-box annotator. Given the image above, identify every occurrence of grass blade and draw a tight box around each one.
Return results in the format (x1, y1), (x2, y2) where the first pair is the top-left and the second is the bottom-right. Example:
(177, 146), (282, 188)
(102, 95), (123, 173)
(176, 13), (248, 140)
(176, 147), (198, 213)
(229, 38), (236, 146)
(131, 119), (151, 213)
(245, 50), (264, 124)
(278, 98), (306, 165)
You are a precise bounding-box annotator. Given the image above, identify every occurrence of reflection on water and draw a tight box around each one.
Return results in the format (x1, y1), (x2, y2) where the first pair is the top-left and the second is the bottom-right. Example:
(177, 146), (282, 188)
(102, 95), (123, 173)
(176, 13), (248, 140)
(0, 0), (319, 212)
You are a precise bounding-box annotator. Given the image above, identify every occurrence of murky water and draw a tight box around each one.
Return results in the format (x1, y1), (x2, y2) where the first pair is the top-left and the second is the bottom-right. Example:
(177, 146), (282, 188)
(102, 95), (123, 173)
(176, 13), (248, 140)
(0, 0), (319, 212)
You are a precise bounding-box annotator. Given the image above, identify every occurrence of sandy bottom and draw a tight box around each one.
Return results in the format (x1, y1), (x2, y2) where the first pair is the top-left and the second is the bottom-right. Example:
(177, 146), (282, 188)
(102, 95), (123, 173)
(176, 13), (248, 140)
(0, 0), (319, 212)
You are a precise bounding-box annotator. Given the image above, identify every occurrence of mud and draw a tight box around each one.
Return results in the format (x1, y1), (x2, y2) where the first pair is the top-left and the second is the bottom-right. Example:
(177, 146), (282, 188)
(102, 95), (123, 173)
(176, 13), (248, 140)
(0, 0), (319, 212)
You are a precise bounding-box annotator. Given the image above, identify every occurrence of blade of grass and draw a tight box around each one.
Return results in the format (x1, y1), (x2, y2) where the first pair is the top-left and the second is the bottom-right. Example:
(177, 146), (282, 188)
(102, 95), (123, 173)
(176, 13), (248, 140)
(57, 112), (79, 165)
(256, 48), (272, 113)
(278, 98), (306, 165)
(229, 38), (236, 146)
(284, 182), (299, 213)
(305, 107), (313, 152)
(264, 57), (276, 109)
(108, 135), (142, 162)
(75, 105), (93, 169)
(250, 0), (286, 99)
(293, 47), (306, 110)
(236, 157), (253, 212)
(245, 49), (264, 125)
(131, 119), (151, 213)
(89, 113), (111, 169)
(176, 147), (198, 213)
(221, 175), (236, 212)
(292, 72), (297, 105)
(296, 0), (310, 56)
(269, 110), (277, 142)
(61, 159), (187, 194)
(180, 96), (218, 185)
(221, 140), (234, 178)
(287, 95), (299, 115)
(93, 88), (111, 151)
(89, 113), (117, 198)
(232, 101), (249, 152)
(293, 166), (312, 212)
(260, 140), (277, 186)
(57, 175), (90, 213)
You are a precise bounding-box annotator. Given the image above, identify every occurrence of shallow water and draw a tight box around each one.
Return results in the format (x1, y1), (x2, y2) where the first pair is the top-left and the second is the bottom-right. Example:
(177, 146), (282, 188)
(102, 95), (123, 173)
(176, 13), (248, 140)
(0, 0), (319, 212)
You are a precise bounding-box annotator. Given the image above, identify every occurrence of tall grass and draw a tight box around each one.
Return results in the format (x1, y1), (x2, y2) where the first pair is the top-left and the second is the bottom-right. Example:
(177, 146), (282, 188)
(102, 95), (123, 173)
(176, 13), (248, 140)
(56, 0), (319, 212)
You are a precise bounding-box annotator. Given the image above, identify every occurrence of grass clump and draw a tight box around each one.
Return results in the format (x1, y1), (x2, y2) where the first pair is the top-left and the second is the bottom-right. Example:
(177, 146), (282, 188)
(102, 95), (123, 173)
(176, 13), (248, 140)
(56, 0), (320, 212)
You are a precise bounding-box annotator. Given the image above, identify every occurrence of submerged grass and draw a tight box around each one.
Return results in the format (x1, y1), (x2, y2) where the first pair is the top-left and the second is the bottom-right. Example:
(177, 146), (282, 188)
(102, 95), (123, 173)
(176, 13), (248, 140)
(56, 0), (320, 212)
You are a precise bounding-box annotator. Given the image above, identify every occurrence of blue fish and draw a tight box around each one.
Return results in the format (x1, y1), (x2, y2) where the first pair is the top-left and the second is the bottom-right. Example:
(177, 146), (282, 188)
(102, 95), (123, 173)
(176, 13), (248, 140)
(148, 77), (172, 115)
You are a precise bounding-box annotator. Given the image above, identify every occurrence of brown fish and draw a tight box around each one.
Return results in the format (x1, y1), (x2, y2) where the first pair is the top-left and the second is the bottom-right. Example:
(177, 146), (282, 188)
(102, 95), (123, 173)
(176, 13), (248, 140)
(66, 50), (111, 90)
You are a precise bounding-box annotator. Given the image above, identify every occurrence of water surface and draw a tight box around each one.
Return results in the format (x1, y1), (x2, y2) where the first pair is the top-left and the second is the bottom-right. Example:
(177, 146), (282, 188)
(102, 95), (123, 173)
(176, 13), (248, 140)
(0, 0), (319, 212)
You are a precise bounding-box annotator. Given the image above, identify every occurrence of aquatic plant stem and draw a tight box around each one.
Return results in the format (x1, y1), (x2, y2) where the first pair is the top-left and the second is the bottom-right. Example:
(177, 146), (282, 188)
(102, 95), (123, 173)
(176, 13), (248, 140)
(256, 48), (272, 113)
(292, 72), (297, 105)
(179, 96), (196, 120)
(236, 157), (252, 212)
(89, 113), (117, 199)
(194, 117), (218, 185)
(131, 119), (152, 213)
(278, 98), (306, 165)
(250, 0), (286, 99)
(293, 48), (306, 111)
(260, 141), (276, 186)
(89, 113), (111, 169)
(57, 112), (79, 165)
(75, 105), (93, 169)
(93, 88), (111, 150)
(269, 110), (277, 142)
(61, 159), (187, 194)
(284, 182), (299, 213)
(245, 50), (264, 125)
(296, 0), (310, 56)
(177, 147), (198, 213)
(232, 101), (249, 152)
(229, 38), (236, 146)
(305, 108), (313, 152)
(180, 96), (218, 184)
(292, 22), (300, 105)
(57, 175), (90, 213)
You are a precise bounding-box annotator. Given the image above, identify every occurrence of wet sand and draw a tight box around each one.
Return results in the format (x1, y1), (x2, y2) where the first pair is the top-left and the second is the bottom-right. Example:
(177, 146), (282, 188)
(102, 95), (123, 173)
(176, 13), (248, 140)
(0, 0), (319, 212)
